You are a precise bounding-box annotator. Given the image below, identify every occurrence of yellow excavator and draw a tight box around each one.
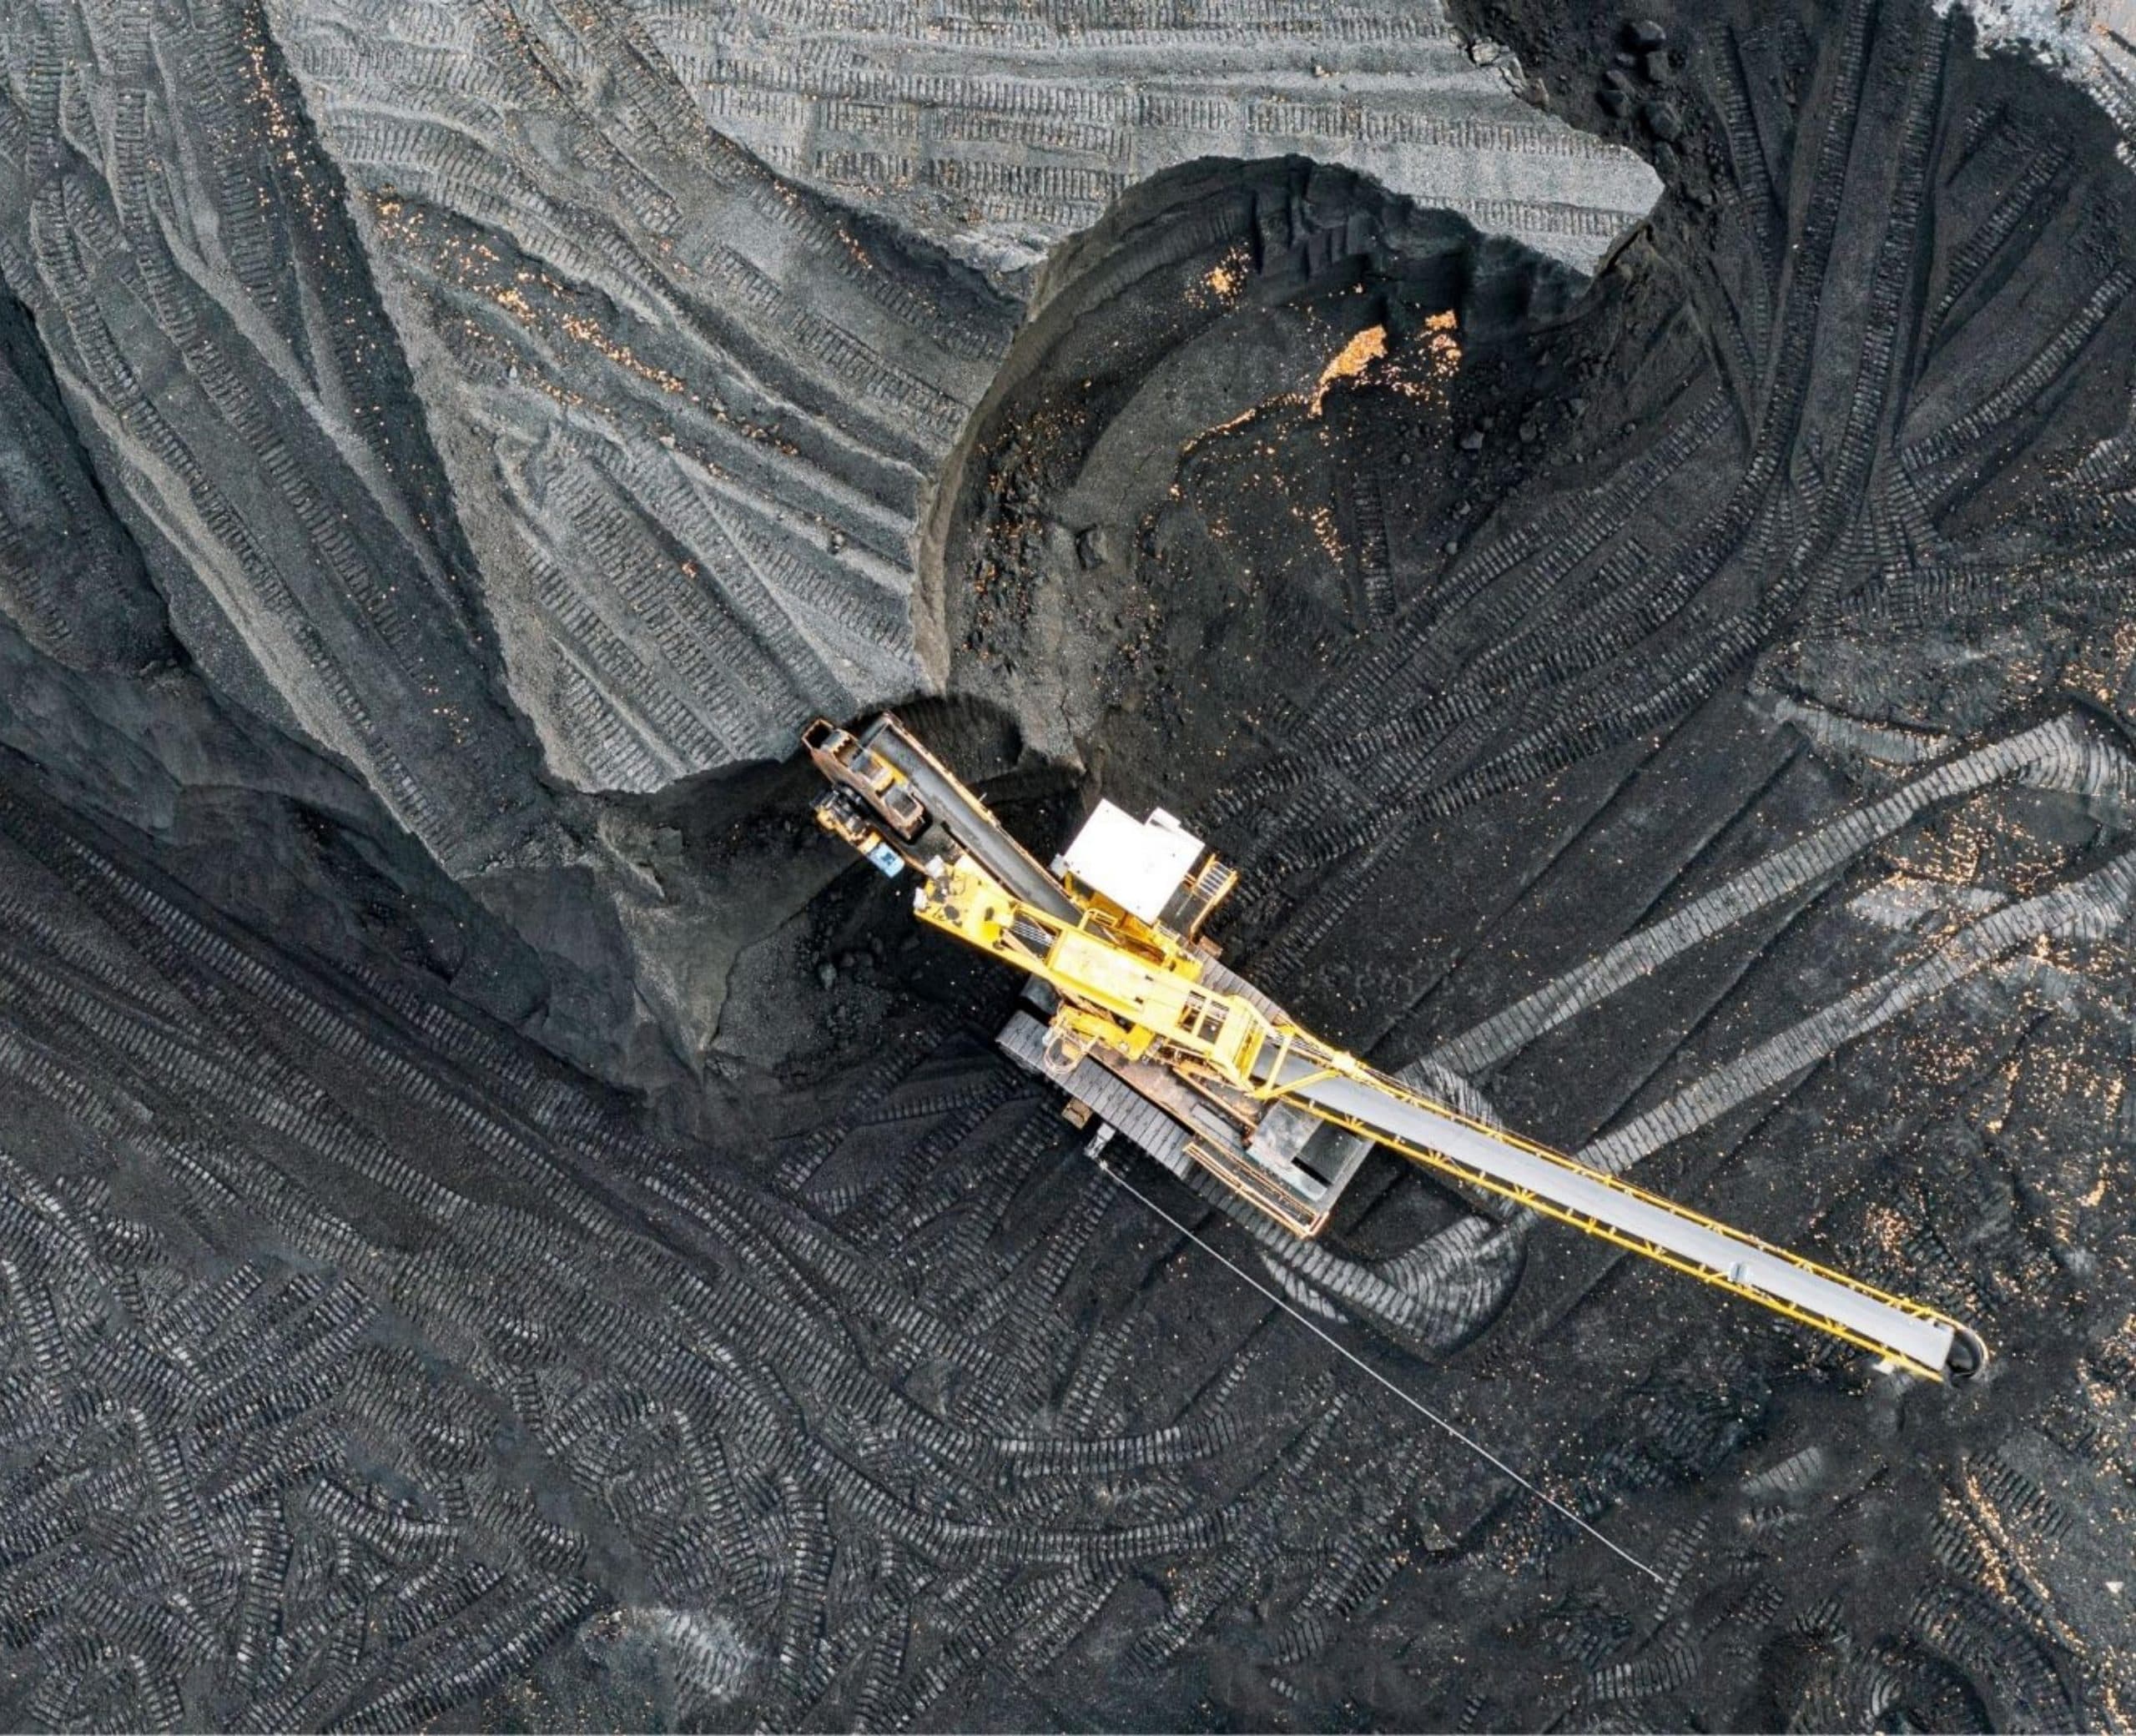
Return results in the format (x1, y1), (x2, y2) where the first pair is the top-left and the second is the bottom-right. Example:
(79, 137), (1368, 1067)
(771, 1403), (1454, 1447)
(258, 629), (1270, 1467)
(805, 713), (1987, 1383)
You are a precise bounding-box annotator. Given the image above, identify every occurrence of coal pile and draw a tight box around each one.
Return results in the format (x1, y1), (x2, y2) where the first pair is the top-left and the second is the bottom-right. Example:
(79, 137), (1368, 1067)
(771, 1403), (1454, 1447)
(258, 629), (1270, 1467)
(0, 0), (2133, 1727)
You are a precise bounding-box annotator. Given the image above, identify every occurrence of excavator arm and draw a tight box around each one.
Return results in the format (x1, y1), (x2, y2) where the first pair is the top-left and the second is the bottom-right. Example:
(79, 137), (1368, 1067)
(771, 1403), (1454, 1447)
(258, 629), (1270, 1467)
(805, 713), (1986, 1382)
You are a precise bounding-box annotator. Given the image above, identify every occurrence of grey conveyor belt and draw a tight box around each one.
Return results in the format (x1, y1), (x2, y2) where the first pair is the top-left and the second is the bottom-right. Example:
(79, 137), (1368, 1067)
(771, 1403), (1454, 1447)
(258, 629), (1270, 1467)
(1268, 1057), (1964, 1376)
(871, 726), (1081, 924)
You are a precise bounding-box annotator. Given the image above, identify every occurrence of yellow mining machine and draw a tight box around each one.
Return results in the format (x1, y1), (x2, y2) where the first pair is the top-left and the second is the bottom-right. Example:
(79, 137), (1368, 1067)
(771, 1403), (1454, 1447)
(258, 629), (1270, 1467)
(804, 714), (1987, 1383)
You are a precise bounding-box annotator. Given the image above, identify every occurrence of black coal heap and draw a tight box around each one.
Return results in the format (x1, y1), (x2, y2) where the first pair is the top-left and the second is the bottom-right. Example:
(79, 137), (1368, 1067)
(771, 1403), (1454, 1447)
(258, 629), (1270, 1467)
(0, 0), (2131, 1727)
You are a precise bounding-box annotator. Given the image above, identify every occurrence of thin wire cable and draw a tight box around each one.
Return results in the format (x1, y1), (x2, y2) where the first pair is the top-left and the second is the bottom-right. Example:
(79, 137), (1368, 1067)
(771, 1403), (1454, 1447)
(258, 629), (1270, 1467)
(1091, 1149), (1663, 1584)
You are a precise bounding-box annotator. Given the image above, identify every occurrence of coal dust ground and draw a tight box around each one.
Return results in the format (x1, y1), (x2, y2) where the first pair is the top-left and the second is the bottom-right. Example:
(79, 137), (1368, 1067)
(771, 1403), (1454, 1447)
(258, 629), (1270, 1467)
(0, 0), (2134, 1728)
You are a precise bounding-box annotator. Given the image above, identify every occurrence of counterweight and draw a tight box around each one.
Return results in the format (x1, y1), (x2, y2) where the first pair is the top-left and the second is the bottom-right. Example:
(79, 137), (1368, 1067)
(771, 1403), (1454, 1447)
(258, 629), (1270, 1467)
(804, 713), (1987, 1383)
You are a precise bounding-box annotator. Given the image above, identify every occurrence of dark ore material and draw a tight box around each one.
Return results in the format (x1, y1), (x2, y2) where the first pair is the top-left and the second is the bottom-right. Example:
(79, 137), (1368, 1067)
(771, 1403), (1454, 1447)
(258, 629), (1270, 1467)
(1, 0), (2134, 1728)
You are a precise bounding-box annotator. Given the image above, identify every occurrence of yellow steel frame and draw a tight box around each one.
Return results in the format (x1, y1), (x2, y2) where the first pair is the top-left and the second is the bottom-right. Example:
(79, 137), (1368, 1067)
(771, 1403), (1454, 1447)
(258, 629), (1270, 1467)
(901, 834), (1972, 1381)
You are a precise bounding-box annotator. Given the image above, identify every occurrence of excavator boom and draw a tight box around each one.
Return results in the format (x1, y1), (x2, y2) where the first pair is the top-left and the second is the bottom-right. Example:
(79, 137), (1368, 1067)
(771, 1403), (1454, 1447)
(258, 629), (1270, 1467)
(805, 713), (1986, 1383)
